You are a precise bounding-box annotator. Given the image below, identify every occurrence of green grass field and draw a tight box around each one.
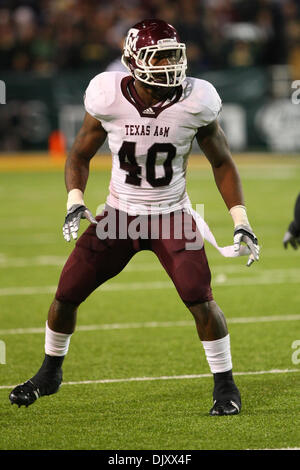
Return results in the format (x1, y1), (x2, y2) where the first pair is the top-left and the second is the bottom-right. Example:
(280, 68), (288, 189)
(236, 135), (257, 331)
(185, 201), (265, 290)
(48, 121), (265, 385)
(0, 154), (300, 450)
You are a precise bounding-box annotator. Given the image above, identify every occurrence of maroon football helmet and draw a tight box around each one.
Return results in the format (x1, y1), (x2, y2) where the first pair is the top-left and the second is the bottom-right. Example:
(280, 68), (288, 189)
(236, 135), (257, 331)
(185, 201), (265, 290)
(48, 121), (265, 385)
(122, 19), (187, 87)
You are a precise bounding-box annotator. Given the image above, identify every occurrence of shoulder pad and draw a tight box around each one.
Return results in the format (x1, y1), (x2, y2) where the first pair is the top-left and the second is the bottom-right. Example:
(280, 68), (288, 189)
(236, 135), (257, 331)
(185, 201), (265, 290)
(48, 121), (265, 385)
(84, 71), (128, 120)
(182, 77), (222, 126)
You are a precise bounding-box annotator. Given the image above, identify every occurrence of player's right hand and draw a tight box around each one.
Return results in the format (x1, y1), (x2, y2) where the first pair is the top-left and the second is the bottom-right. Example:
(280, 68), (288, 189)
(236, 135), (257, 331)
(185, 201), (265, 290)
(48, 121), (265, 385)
(63, 204), (97, 242)
(283, 229), (300, 249)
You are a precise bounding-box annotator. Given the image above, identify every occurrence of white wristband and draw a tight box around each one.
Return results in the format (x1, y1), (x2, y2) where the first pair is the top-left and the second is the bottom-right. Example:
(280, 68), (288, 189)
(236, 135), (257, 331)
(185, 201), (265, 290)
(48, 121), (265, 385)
(229, 205), (250, 228)
(67, 189), (84, 210)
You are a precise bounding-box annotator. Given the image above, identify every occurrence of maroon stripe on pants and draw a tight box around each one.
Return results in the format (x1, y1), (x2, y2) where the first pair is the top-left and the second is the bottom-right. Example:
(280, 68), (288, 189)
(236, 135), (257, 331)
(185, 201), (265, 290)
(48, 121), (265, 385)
(150, 211), (213, 305)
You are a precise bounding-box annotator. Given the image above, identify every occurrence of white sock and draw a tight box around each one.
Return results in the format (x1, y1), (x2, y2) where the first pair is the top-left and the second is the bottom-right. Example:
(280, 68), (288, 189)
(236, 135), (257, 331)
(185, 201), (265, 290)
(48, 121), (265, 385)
(45, 321), (72, 357)
(201, 334), (232, 374)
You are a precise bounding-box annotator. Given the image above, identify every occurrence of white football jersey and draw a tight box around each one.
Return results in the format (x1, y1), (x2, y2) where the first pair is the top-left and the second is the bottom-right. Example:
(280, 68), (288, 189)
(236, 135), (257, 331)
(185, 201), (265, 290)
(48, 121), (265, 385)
(84, 71), (221, 215)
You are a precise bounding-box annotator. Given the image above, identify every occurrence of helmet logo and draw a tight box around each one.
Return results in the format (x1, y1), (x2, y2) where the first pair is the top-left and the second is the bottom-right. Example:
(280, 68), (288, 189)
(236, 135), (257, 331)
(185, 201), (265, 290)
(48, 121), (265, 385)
(126, 28), (139, 53)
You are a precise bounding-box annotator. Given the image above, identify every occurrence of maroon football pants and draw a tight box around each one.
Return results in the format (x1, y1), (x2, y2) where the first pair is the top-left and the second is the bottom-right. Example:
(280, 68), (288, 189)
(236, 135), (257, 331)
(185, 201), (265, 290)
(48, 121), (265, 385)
(55, 207), (213, 306)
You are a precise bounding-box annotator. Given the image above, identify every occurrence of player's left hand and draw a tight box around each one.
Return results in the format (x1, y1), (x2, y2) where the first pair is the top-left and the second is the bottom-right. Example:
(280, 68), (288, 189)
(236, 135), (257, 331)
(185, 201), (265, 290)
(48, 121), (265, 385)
(233, 224), (260, 267)
(63, 204), (97, 242)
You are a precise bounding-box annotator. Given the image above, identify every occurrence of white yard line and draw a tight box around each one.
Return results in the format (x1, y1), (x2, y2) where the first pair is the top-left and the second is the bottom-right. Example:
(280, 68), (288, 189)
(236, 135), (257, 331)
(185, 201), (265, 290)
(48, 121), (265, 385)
(251, 448), (300, 450)
(0, 234), (58, 245)
(0, 255), (67, 267)
(0, 368), (299, 390)
(0, 256), (262, 271)
(0, 285), (57, 296)
(0, 248), (299, 266)
(0, 314), (299, 336)
(1, 267), (300, 297)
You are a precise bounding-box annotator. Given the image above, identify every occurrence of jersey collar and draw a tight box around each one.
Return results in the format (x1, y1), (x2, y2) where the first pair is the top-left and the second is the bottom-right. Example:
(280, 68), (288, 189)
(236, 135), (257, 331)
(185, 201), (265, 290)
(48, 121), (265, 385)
(121, 76), (182, 118)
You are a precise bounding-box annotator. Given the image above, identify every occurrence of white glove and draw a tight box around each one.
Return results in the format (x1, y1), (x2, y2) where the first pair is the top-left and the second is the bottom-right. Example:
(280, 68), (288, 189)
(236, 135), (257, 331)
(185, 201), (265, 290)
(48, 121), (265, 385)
(233, 224), (260, 267)
(63, 204), (97, 242)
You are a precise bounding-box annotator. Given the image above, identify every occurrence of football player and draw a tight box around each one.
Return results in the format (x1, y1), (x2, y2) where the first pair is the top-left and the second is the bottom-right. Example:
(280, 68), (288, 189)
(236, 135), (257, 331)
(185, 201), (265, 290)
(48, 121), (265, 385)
(9, 19), (260, 416)
(283, 193), (300, 249)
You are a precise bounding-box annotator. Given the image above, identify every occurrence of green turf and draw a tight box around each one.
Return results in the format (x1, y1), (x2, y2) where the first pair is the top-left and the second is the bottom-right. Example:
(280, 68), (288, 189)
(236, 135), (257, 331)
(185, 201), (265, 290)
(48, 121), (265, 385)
(0, 156), (300, 450)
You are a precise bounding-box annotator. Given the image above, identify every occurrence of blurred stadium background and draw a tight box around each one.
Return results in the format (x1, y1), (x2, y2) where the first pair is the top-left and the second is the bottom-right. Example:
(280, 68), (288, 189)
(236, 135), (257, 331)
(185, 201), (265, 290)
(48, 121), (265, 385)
(1, 0), (300, 154)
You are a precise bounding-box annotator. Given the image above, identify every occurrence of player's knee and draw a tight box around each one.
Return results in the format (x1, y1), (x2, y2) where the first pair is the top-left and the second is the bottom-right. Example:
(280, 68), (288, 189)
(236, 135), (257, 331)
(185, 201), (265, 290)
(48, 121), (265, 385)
(178, 281), (213, 306)
(172, 259), (212, 305)
(55, 270), (90, 305)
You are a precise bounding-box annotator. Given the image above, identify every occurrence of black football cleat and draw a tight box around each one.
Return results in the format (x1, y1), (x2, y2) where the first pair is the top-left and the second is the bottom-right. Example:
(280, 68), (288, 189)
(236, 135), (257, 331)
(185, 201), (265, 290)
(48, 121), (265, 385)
(9, 369), (62, 408)
(210, 369), (241, 416)
(9, 380), (42, 408)
(209, 399), (241, 416)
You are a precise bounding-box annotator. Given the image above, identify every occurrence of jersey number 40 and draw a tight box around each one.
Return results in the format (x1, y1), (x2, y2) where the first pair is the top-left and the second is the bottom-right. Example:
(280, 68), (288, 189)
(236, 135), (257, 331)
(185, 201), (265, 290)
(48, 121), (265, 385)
(118, 141), (176, 187)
